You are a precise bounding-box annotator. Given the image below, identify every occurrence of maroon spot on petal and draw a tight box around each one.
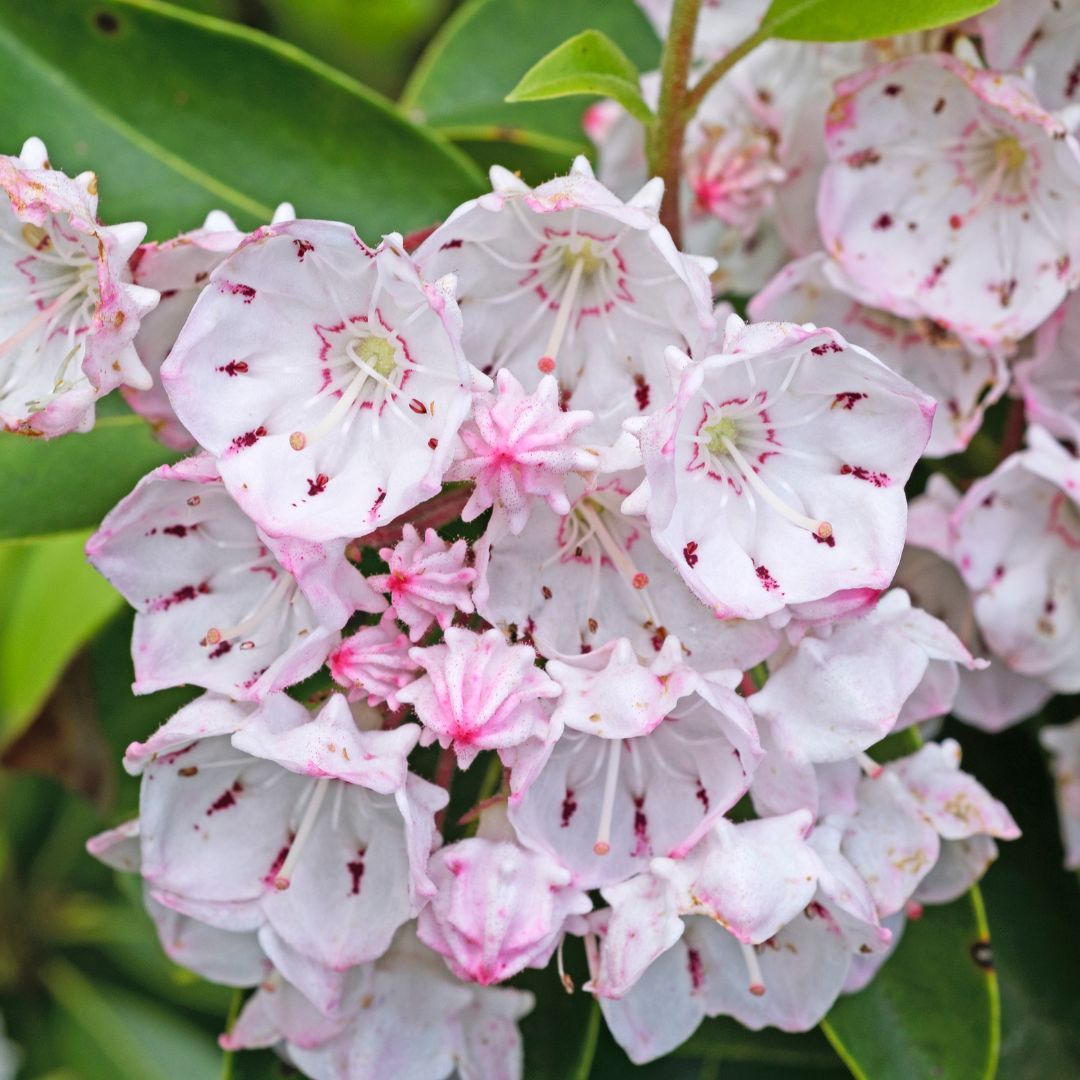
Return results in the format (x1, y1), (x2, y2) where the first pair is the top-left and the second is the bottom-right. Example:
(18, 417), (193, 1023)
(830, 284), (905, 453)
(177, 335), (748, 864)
(810, 340), (842, 355)
(993, 564), (1006, 581)
(217, 360), (249, 376)
(872, 213), (893, 230)
(633, 373), (651, 411)
(883, 83), (902, 96)
(981, 493), (996, 508)
(220, 280), (256, 303)
(1045, 598), (1056, 614)
(371, 489), (387, 515)
(990, 278), (1017, 308)
(846, 148), (881, 169)
(194, 270), (209, 284)
(755, 564), (779, 592)
(840, 463), (891, 487)
(541, 585), (553, 599)
(923, 256), (951, 290)
(346, 849), (366, 895)
(683, 540), (699, 567)
(439, 238), (463, 251)
(1057, 255), (1072, 280)
(1066, 61), (1080, 100)
(208, 640), (233, 660)
(293, 238), (315, 261)
(695, 779), (710, 812)
(230, 425), (267, 452)
(159, 288), (178, 300)
(560, 789), (577, 827)
(813, 532), (836, 547)
(263, 839), (293, 886)
(206, 780), (242, 816)
(155, 581), (210, 612)
(307, 473), (329, 496)
(158, 742), (196, 766)
(162, 523), (195, 538)
(521, 617), (536, 648)
(832, 391), (866, 410)
(687, 947), (704, 991)
(933, 96), (946, 114)
(631, 796), (650, 857)
(650, 625), (668, 653)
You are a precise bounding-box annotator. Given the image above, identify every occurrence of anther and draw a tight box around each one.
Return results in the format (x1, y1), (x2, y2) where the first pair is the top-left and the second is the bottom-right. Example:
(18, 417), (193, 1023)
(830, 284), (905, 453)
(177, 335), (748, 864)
(538, 356), (556, 374)
(741, 942), (766, 997)
(632, 572), (649, 590)
(856, 751), (883, 779)
(593, 738), (622, 856)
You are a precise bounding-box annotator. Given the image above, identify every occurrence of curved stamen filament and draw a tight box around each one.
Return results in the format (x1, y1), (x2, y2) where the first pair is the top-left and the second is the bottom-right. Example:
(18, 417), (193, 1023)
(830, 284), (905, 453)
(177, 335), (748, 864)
(593, 738), (623, 856)
(741, 942), (766, 996)
(720, 436), (832, 540)
(557, 935), (574, 993)
(856, 751), (884, 779)
(205, 574), (295, 645)
(274, 777), (331, 890)
(575, 501), (650, 589)
(0, 279), (85, 358)
(538, 253), (586, 373)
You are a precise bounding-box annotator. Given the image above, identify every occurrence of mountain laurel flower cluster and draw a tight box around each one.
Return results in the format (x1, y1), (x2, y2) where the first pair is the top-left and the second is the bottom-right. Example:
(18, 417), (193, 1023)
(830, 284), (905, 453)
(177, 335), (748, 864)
(5, 1), (1078, 1074)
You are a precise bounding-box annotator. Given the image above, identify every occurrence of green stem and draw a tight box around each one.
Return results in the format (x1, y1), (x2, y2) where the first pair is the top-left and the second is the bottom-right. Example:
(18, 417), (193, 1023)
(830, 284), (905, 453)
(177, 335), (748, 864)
(573, 998), (602, 1080)
(647, 0), (703, 246)
(683, 27), (770, 116)
(220, 988), (244, 1080)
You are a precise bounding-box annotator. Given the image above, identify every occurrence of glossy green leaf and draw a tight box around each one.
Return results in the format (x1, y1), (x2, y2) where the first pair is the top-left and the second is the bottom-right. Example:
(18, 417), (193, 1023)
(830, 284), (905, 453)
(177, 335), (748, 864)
(402, 0), (659, 162)
(506, 30), (652, 124)
(0, 532), (122, 747)
(0, 415), (177, 544)
(0, 0), (482, 240)
(760, 0), (997, 42)
(823, 890), (998, 1079)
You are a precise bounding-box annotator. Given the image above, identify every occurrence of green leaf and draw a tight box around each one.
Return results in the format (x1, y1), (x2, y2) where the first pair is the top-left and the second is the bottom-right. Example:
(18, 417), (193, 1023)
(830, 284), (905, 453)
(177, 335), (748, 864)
(759, 0), (998, 42)
(0, 532), (122, 747)
(0, 0), (482, 239)
(402, 0), (659, 163)
(42, 959), (221, 1080)
(506, 30), (652, 124)
(0, 415), (178, 545)
(823, 890), (999, 1080)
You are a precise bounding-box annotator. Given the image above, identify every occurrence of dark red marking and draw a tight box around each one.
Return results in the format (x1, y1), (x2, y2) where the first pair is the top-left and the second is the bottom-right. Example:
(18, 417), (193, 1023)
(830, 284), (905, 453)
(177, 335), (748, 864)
(428, 437), (439, 449)
(293, 238), (315, 261)
(633, 373), (651, 411)
(263, 839), (292, 886)
(813, 532), (836, 548)
(632, 796), (650, 857)
(847, 148), (881, 169)
(307, 473), (329, 496)
(230, 425), (267, 451)
(949, 214), (963, 230)
(755, 565), (779, 592)
(208, 640), (232, 660)
(157, 582), (210, 611)
(695, 779), (710, 812)
(833, 392), (866, 410)
(933, 97), (946, 114)
(884, 83), (902, 96)
(439, 238), (463, 251)
(346, 849), (366, 895)
(409, 398), (428, 414)
(221, 281), (256, 303)
(217, 360), (249, 376)
(683, 540), (699, 567)
(560, 789), (577, 827)
(687, 948), (704, 991)
(873, 213), (893, 230)
(207, 781), (242, 816)
(163, 524), (194, 538)
(840, 463), (891, 487)
(811, 340), (842, 355)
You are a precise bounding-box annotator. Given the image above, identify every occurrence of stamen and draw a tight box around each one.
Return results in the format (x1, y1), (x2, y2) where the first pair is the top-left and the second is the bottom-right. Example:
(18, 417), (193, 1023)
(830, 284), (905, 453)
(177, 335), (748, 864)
(720, 436), (832, 540)
(0, 279), (85, 358)
(205, 575), (294, 645)
(274, 777), (331, 890)
(856, 751), (883, 779)
(593, 738), (622, 856)
(557, 936), (574, 993)
(575, 501), (650, 589)
(741, 942), (766, 996)
(539, 253), (586, 372)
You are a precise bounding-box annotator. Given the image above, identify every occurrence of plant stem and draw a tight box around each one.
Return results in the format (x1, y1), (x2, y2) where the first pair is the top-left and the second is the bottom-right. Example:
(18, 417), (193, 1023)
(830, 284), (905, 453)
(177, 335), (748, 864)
(648, 0), (703, 246)
(683, 27), (770, 115)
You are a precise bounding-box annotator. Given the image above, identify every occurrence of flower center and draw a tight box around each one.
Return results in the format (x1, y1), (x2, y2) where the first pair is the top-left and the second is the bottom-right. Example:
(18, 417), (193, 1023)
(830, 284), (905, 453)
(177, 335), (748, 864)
(355, 334), (397, 379)
(703, 416), (740, 456)
(993, 136), (1027, 174)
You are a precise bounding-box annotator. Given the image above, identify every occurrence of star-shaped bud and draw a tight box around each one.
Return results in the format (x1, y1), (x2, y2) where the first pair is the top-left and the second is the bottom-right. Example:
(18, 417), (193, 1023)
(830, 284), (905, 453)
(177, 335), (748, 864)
(952, 426), (1080, 693)
(631, 315), (933, 620)
(86, 455), (383, 700)
(0, 136), (158, 435)
(447, 369), (600, 533)
(329, 610), (419, 707)
(367, 524), (476, 642)
(396, 627), (561, 769)
(417, 806), (591, 985)
(415, 156), (715, 442)
(819, 54), (1080, 348)
(162, 222), (488, 543)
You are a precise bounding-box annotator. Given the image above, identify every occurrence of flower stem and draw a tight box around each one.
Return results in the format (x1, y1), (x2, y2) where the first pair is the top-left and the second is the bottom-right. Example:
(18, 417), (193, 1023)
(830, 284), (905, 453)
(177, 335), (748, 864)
(683, 27), (770, 116)
(647, 0), (703, 247)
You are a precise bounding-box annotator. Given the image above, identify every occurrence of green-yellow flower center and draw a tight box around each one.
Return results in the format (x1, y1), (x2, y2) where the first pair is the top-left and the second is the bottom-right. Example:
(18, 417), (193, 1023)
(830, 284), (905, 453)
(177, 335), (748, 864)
(356, 335), (397, 378)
